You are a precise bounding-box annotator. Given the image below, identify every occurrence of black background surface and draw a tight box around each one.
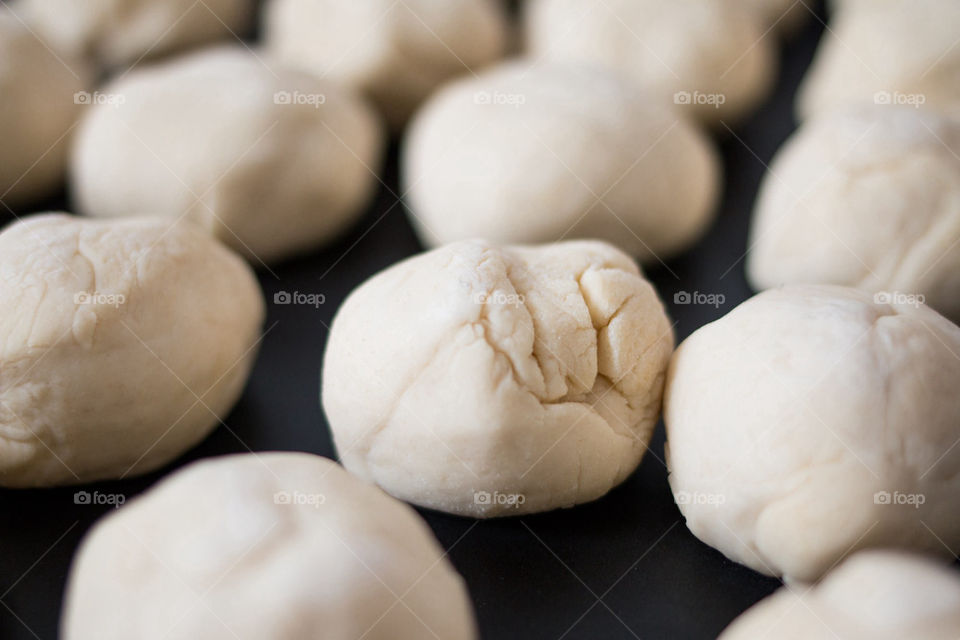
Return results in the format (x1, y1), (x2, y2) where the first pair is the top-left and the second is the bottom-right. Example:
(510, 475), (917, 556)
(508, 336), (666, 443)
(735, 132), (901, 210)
(1, 3), (830, 638)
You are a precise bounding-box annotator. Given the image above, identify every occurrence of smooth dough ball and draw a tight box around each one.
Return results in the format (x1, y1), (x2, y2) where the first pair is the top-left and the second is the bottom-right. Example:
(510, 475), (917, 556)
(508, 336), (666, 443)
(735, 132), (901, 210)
(0, 214), (264, 487)
(71, 47), (383, 264)
(20, 0), (254, 68)
(523, 0), (777, 125)
(797, 0), (960, 120)
(323, 240), (674, 517)
(264, 0), (509, 128)
(747, 106), (960, 321)
(0, 11), (88, 207)
(720, 551), (960, 639)
(62, 453), (477, 640)
(665, 285), (960, 583)
(402, 63), (721, 263)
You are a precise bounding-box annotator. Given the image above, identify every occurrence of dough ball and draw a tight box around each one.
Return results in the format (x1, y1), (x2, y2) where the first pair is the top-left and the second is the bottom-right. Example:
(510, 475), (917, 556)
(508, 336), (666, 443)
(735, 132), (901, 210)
(322, 240), (674, 517)
(665, 285), (960, 583)
(71, 47), (384, 264)
(0, 11), (88, 207)
(62, 453), (477, 640)
(797, 0), (960, 120)
(0, 214), (264, 487)
(523, 0), (777, 125)
(264, 0), (509, 128)
(402, 62), (721, 263)
(747, 106), (960, 321)
(720, 551), (960, 639)
(20, 0), (254, 68)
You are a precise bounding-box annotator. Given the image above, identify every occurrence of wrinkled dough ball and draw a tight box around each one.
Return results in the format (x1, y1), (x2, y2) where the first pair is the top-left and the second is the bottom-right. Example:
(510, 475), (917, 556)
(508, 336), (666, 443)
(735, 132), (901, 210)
(71, 47), (383, 264)
(797, 0), (960, 120)
(21, 0), (254, 68)
(747, 107), (960, 321)
(524, 0), (777, 125)
(264, 0), (508, 128)
(62, 453), (477, 640)
(0, 214), (264, 487)
(720, 551), (960, 639)
(403, 63), (721, 263)
(0, 12), (87, 207)
(323, 240), (674, 517)
(665, 285), (960, 583)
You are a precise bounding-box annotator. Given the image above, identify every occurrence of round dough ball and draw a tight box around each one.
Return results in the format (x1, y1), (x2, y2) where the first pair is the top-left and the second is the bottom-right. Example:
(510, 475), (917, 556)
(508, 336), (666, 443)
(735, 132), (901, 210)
(665, 285), (960, 583)
(62, 452), (477, 640)
(523, 0), (777, 126)
(20, 0), (254, 68)
(747, 106), (960, 321)
(0, 214), (264, 487)
(71, 47), (383, 264)
(0, 11), (88, 207)
(402, 62), (721, 263)
(264, 0), (509, 128)
(797, 0), (960, 120)
(720, 551), (960, 639)
(323, 239), (674, 517)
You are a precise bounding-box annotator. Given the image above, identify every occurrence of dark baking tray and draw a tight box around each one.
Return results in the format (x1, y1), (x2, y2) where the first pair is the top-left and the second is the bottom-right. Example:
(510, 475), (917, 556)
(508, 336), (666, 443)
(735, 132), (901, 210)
(1, 3), (829, 638)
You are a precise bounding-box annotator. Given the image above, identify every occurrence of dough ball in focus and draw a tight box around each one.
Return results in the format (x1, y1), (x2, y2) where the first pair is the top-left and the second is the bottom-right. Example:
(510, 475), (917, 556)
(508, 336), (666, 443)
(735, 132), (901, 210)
(62, 453), (477, 640)
(720, 551), (960, 639)
(264, 0), (509, 128)
(524, 0), (777, 125)
(747, 106), (960, 321)
(0, 214), (264, 487)
(402, 62), (721, 263)
(323, 239), (674, 517)
(665, 285), (960, 582)
(71, 47), (384, 264)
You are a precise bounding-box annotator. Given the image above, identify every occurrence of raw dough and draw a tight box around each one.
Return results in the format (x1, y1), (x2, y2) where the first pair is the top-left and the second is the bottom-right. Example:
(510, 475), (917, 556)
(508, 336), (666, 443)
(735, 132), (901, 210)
(323, 239), (674, 517)
(62, 452), (477, 640)
(0, 214), (264, 487)
(665, 285), (960, 582)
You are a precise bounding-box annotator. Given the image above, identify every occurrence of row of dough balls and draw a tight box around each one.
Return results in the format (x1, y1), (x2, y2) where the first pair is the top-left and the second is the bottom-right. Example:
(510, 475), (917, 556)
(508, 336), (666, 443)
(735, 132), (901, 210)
(3, 0), (803, 266)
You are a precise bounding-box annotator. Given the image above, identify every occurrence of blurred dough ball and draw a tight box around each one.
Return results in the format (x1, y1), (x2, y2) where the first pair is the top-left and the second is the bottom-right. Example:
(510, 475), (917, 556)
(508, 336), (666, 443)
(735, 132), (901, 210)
(263, 0), (509, 128)
(797, 0), (960, 120)
(323, 239), (674, 517)
(665, 285), (960, 583)
(747, 106), (960, 321)
(0, 11), (88, 207)
(743, 0), (810, 35)
(402, 62), (721, 263)
(0, 214), (264, 487)
(62, 453), (477, 640)
(523, 0), (777, 126)
(20, 0), (254, 68)
(720, 551), (960, 639)
(71, 47), (383, 264)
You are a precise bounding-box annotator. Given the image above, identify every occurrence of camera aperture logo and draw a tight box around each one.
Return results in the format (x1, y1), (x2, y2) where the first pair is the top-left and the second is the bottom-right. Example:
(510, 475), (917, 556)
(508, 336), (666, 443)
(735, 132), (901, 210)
(674, 290), (725, 309)
(474, 291), (525, 307)
(274, 90), (327, 108)
(873, 90), (925, 108)
(74, 91), (126, 107)
(674, 91), (726, 109)
(474, 490), (525, 509)
(273, 490), (326, 508)
(474, 90), (526, 108)
(274, 290), (326, 308)
(74, 490), (125, 508)
(874, 490), (925, 509)
(675, 490), (725, 507)
(74, 291), (126, 308)
(873, 291), (925, 308)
